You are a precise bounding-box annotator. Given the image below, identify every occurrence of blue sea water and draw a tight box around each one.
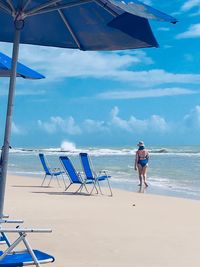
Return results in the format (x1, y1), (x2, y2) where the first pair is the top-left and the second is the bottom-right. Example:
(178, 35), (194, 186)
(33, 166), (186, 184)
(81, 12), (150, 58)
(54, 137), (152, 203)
(6, 145), (200, 200)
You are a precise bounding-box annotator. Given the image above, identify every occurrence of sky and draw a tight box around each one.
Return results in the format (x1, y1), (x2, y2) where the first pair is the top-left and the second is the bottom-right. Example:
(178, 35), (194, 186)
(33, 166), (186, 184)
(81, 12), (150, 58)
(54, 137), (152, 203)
(0, 0), (200, 149)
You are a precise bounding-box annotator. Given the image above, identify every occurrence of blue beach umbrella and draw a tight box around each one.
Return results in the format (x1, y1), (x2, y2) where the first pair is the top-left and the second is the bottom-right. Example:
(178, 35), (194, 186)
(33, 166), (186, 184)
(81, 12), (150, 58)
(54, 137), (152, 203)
(0, 51), (44, 79)
(0, 50), (44, 180)
(0, 0), (177, 217)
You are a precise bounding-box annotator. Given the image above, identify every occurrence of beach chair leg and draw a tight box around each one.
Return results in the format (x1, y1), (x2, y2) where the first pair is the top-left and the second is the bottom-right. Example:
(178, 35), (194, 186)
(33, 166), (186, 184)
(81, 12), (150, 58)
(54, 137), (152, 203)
(56, 176), (61, 187)
(21, 233), (42, 267)
(65, 183), (72, 191)
(107, 179), (113, 197)
(97, 180), (103, 195)
(75, 184), (83, 194)
(62, 174), (67, 188)
(90, 182), (98, 195)
(48, 175), (53, 186)
(41, 174), (47, 186)
(83, 184), (89, 194)
(94, 183), (98, 194)
(1, 232), (11, 247)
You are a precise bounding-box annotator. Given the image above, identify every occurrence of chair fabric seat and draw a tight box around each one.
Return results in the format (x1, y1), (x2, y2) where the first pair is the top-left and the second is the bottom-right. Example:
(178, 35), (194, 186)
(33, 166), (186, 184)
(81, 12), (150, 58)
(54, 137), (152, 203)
(97, 175), (111, 181)
(0, 249), (55, 266)
(87, 175), (111, 181)
(53, 171), (64, 176)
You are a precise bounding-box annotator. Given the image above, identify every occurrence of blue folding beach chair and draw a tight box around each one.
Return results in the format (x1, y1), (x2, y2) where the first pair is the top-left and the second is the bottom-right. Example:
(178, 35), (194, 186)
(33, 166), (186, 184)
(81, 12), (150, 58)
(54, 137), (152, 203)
(79, 153), (113, 196)
(39, 153), (66, 187)
(0, 228), (55, 266)
(59, 156), (94, 194)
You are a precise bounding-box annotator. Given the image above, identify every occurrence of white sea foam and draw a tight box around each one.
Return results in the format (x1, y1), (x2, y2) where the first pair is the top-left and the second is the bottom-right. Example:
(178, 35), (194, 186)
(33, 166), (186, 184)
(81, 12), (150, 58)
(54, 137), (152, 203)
(60, 140), (76, 151)
(7, 145), (200, 156)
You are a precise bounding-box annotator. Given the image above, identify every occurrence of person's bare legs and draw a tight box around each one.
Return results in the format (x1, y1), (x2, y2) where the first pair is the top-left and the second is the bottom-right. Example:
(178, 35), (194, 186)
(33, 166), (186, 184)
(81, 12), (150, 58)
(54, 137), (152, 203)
(137, 164), (143, 186)
(141, 166), (148, 187)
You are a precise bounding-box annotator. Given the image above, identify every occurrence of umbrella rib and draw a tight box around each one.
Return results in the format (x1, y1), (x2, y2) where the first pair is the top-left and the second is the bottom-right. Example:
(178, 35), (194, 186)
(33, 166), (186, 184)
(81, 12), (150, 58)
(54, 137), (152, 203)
(58, 9), (83, 50)
(94, 0), (118, 17)
(0, 1), (12, 15)
(21, 0), (32, 12)
(6, 0), (16, 13)
(25, 0), (93, 17)
(24, 0), (62, 15)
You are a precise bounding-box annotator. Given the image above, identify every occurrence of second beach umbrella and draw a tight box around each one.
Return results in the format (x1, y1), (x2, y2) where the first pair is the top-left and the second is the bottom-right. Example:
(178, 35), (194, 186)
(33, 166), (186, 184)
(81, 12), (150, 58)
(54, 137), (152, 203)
(0, 51), (44, 79)
(0, 50), (44, 185)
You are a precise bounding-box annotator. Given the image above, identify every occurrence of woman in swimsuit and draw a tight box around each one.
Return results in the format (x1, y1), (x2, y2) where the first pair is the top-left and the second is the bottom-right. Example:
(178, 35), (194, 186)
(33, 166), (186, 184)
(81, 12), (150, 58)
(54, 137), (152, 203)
(134, 141), (149, 187)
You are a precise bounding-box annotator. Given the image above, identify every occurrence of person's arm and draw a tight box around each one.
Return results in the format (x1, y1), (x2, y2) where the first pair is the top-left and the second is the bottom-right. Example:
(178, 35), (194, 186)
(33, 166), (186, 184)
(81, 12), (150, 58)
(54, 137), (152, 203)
(134, 151), (138, 170)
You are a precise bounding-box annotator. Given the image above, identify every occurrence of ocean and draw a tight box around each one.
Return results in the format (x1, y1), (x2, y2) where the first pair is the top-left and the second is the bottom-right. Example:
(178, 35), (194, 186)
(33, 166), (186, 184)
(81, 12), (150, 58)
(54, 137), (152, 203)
(6, 144), (200, 200)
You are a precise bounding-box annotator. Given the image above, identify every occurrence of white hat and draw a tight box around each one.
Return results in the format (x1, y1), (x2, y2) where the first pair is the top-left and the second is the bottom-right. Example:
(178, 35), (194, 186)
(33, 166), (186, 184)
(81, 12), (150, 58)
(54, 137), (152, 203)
(137, 141), (145, 146)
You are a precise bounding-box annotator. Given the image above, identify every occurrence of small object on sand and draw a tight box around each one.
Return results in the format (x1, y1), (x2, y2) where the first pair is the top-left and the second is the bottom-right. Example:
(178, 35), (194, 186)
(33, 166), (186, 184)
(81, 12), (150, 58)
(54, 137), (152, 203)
(132, 204), (136, 206)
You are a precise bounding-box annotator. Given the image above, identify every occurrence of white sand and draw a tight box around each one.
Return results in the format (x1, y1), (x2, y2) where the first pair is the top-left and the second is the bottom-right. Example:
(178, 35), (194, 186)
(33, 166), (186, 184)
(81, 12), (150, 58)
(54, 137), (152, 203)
(2, 174), (200, 267)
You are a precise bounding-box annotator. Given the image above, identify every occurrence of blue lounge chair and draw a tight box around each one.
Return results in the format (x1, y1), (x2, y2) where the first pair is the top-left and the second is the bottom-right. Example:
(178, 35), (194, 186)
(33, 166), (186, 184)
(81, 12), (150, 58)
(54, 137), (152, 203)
(79, 153), (113, 196)
(0, 228), (55, 266)
(59, 156), (94, 194)
(39, 153), (65, 187)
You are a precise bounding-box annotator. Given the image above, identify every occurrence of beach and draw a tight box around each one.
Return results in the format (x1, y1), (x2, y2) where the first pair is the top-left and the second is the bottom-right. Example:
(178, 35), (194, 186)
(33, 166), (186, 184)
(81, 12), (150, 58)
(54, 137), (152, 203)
(3, 174), (200, 267)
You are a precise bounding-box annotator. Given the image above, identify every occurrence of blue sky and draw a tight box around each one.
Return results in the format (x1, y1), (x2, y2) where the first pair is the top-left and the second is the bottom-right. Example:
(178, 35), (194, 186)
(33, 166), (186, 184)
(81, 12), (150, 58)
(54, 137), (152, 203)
(0, 0), (200, 149)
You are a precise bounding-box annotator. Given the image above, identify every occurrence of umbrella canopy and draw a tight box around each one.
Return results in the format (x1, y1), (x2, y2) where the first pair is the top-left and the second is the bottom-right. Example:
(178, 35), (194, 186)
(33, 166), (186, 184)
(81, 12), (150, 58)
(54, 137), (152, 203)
(0, 0), (177, 217)
(0, 0), (177, 50)
(0, 51), (44, 79)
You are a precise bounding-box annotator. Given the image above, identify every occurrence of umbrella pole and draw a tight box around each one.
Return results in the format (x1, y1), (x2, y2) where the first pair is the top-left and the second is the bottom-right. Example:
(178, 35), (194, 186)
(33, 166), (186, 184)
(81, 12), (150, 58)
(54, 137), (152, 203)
(0, 26), (21, 218)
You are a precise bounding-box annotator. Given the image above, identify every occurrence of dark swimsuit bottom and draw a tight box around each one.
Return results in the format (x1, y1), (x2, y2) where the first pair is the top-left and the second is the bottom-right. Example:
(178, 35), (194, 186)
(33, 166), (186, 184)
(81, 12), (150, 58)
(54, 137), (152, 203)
(138, 158), (148, 167)
(137, 146), (148, 167)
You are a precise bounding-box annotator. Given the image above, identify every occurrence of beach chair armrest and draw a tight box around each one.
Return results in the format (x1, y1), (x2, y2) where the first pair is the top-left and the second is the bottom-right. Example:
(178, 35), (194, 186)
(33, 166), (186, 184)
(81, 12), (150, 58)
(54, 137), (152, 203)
(0, 219), (24, 224)
(2, 215), (9, 218)
(99, 170), (109, 175)
(0, 228), (52, 233)
(51, 167), (61, 171)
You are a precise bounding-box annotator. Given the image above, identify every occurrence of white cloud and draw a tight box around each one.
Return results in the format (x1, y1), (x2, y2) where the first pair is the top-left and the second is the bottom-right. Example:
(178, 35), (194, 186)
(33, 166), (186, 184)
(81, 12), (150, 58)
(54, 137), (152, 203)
(0, 87), (45, 97)
(116, 69), (200, 85)
(15, 46), (142, 81)
(12, 122), (25, 135)
(110, 106), (169, 133)
(36, 105), (200, 137)
(97, 88), (196, 100)
(37, 106), (170, 136)
(183, 105), (200, 128)
(83, 119), (109, 133)
(181, 0), (200, 11)
(38, 116), (81, 135)
(176, 24), (200, 39)
(148, 115), (169, 132)
(1, 43), (200, 87)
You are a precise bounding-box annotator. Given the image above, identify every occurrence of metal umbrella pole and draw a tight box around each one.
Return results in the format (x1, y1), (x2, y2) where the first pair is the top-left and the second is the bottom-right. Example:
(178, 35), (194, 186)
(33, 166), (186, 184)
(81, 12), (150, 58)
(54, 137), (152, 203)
(0, 21), (21, 218)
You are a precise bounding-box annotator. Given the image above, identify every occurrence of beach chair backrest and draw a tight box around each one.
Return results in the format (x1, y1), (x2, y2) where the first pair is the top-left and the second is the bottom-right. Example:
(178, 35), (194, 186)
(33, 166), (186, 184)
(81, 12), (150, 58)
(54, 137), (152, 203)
(79, 153), (94, 179)
(60, 156), (81, 183)
(39, 153), (51, 175)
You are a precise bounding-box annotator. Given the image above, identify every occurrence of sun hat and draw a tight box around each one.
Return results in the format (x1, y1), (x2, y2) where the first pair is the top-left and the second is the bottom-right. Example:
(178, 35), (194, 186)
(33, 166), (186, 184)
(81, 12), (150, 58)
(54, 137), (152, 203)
(137, 141), (145, 146)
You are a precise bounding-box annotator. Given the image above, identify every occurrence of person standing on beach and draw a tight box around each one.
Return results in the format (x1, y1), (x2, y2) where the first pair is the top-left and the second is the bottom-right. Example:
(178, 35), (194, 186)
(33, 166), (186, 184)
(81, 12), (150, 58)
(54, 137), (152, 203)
(134, 141), (149, 187)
